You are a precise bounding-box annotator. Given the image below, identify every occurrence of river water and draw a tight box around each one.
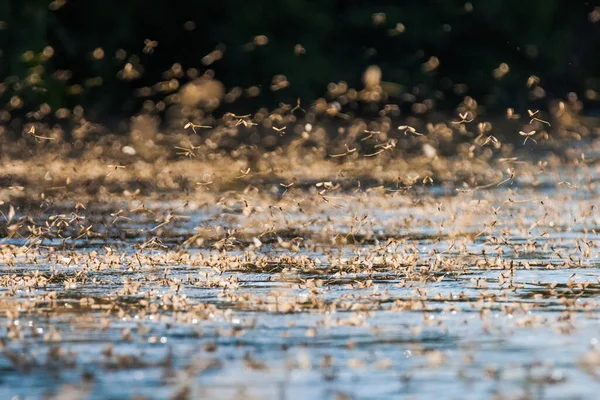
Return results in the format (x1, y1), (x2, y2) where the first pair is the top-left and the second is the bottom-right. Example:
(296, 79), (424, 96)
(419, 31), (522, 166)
(1, 164), (600, 400)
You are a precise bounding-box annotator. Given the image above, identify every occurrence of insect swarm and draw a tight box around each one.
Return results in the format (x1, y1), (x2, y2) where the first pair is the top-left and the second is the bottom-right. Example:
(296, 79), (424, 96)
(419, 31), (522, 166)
(0, 40), (597, 400)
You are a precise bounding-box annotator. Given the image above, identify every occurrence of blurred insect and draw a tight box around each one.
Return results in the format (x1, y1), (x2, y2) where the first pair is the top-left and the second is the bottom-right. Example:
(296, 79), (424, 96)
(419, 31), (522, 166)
(519, 130), (537, 144)
(452, 112), (474, 124)
(226, 114), (257, 127)
(130, 203), (155, 216)
(365, 140), (397, 157)
(480, 135), (499, 147)
(110, 210), (131, 225)
(106, 165), (126, 177)
(316, 181), (337, 194)
(506, 108), (520, 119)
(365, 149), (384, 157)
(196, 176), (214, 189)
(526, 75), (540, 88)
(184, 122), (212, 134)
(0, 205), (15, 224)
(236, 168), (251, 179)
(528, 110), (551, 127)
(151, 211), (188, 232)
(174, 142), (200, 158)
(140, 237), (167, 250)
(330, 144), (357, 158)
(26, 126), (55, 142)
(143, 39), (158, 54)
(280, 182), (294, 195)
(75, 225), (95, 240)
(377, 140), (397, 150)
(291, 98), (306, 114)
(319, 194), (342, 209)
(272, 126), (287, 135)
(237, 119), (257, 128)
(398, 125), (423, 135)
(361, 130), (381, 141)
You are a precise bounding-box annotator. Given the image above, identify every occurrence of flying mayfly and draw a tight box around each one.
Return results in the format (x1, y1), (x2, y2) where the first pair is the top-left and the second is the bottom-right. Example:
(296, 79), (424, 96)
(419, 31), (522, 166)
(27, 126), (55, 142)
(184, 122), (212, 134)
(398, 125), (423, 136)
(519, 130), (537, 144)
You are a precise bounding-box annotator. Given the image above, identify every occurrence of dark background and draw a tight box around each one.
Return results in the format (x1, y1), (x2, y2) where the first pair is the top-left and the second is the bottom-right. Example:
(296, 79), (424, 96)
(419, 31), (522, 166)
(1, 0), (600, 125)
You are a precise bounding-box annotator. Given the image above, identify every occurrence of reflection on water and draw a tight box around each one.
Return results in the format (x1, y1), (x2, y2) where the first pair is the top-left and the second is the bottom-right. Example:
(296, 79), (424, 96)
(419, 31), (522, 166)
(1, 167), (600, 399)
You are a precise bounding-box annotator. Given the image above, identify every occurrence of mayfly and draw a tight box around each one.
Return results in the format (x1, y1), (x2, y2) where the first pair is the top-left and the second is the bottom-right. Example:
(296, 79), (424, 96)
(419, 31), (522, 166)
(227, 113), (256, 128)
(236, 168), (251, 179)
(196, 176), (214, 189)
(365, 139), (397, 157)
(280, 182), (294, 195)
(330, 144), (357, 158)
(184, 122), (212, 134)
(362, 130), (381, 141)
(480, 135), (499, 147)
(236, 119), (257, 128)
(110, 210), (131, 225)
(151, 212), (188, 232)
(27, 126), (55, 142)
(527, 110), (551, 127)
(398, 125), (423, 135)
(519, 130), (537, 144)
(506, 108), (520, 119)
(291, 98), (306, 114)
(143, 39), (158, 54)
(174, 142), (201, 158)
(452, 112), (474, 124)
(272, 126), (287, 135)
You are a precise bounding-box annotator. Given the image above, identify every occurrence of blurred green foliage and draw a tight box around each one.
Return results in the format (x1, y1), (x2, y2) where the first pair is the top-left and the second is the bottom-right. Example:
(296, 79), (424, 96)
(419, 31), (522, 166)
(1, 0), (599, 123)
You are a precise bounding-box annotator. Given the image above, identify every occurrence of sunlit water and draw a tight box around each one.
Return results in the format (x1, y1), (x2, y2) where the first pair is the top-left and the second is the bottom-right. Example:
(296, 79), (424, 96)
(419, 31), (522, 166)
(2, 167), (600, 399)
